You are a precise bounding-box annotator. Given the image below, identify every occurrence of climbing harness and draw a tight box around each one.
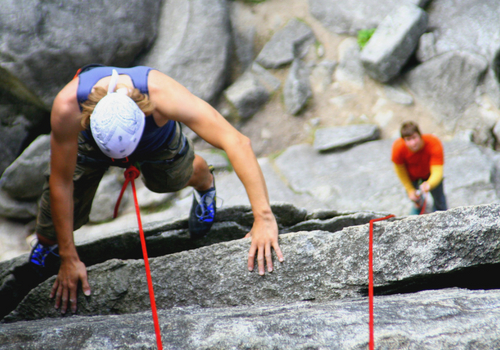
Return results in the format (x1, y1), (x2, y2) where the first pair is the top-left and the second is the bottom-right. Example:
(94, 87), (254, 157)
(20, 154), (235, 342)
(116, 165), (163, 349)
(368, 214), (395, 350)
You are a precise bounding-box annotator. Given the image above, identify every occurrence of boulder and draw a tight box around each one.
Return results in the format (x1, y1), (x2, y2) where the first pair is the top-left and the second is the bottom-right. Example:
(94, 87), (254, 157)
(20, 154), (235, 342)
(0, 134), (50, 200)
(224, 63), (280, 119)
(228, 1), (256, 73)
(0, 112), (32, 177)
(0, 190), (38, 221)
(360, 4), (428, 83)
(0, 0), (161, 107)
(417, 0), (500, 64)
(313, 124), (380, 152)
(404, 51), (489, 131)
(4, 204), (499, 323)
(415, 0), (500, 108)
(139, 0), (231, 103)
(283, 59), (312, 115)
(255, 18), (316, 69)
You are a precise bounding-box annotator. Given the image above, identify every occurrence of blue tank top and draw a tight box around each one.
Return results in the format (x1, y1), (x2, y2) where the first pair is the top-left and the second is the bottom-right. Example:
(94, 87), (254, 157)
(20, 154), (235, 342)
(78, 65), (176, 157)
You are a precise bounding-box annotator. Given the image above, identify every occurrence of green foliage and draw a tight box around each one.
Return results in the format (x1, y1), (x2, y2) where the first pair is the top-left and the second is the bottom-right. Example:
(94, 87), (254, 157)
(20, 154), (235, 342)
(357, 28), (376, 48)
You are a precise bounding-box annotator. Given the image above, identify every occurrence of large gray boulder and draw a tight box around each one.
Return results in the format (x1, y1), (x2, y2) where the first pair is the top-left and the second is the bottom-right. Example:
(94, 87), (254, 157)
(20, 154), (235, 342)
(2, 288), (500, 349)
(4, 204), (499, 323)
(140, 0), (231, 103)
(0, 0), (161, 108)
(0, 109), (38, 177)
(417, 0), (500, 65)
(360, 4), (428, 83)
(228, 1), (256, 74)
(0, 203), (382, 320)
(0, 134), (50, 200)
(404, 51), (489, 131)
(0, 190), (38, 221)
(415, 0), (500, 108)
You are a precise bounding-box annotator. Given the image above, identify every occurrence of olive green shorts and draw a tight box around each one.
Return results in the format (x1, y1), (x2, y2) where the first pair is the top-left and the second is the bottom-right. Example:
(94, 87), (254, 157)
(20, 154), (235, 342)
(36, 122), (194, 241)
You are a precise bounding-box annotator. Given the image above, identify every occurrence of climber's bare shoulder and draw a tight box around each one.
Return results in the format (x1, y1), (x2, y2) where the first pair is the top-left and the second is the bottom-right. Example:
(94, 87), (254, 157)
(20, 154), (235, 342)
(51, 77), (84, 137)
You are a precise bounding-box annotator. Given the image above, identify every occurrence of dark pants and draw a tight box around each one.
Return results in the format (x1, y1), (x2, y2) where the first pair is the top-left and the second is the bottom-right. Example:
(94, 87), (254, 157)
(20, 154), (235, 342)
(36, 123), (195, 242)
(412, 179), (448, 212)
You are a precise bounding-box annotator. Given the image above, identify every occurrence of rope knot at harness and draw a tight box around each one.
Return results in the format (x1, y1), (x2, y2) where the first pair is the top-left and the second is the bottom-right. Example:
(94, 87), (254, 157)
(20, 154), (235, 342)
(124, 165), (141, 180)
(113, 165), (140, 219)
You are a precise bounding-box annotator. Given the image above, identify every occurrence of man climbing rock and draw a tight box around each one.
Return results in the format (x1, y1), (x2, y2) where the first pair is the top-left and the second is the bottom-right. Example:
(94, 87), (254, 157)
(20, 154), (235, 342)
(23, 65), (283, 315)
(391, 121), (448, 215)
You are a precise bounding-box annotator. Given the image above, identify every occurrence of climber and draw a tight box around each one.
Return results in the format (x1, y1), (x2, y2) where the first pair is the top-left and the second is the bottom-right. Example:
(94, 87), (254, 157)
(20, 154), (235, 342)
(391, 121), (448, 215)
(27, 65), (284, 315)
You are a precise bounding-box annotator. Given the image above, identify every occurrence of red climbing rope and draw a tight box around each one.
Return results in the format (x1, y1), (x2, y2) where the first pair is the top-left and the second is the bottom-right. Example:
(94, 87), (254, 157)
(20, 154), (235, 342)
(368, 214), (395, 350)
(113, 165), (138, 219)
(418, 190), (427, 215)
(118, 165), (163, 350)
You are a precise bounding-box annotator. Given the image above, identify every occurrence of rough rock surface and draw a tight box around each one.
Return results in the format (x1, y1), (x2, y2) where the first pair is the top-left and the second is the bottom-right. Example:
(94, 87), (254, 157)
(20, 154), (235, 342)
(405, 51), (489, 131)
(0, 134), (50, 200)
(4, 204), (499, 322)
(2, 289), (500, 350)
(0, 0), (161, 107)
(139, 0), (231, 103)
(1, 204), (500, 349)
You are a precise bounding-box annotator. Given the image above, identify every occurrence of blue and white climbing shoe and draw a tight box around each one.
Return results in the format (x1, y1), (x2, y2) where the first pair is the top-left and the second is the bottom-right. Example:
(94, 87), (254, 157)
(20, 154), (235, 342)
(29, 241), (60, 277)
(188, 167), (216, 239)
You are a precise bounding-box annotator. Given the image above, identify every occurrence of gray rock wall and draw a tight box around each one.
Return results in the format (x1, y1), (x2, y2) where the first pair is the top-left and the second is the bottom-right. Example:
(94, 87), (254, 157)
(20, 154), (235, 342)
(1, 204), (500, 349)
(4, 204), (499, 323)
(139, 0), (231, 103)
(2, 289), (500, 350)
(0, 0), (161, 107)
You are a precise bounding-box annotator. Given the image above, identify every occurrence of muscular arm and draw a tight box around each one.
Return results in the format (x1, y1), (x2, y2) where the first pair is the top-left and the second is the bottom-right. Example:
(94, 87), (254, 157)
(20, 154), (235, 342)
(48, 79), (91, 313)
(149, 71), (283, 274)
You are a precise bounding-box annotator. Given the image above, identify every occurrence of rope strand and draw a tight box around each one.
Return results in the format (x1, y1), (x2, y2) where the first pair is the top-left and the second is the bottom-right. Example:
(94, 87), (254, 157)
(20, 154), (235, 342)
(368, 214), (395, 350)
(118, 165), (163, 349)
